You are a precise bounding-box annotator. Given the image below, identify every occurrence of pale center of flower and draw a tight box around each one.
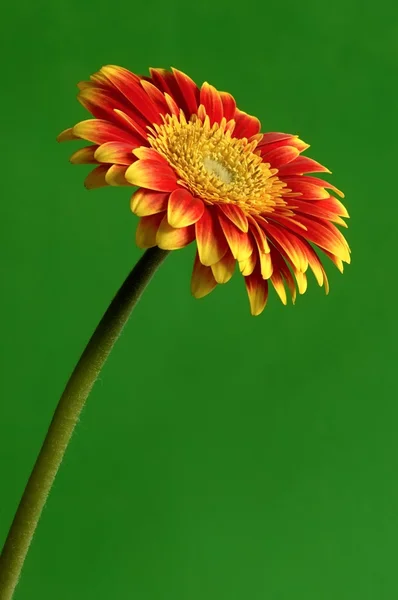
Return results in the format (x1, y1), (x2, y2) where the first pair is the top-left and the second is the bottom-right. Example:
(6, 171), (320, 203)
(202, 156), (234, 185)
(147, 111), (289, 214)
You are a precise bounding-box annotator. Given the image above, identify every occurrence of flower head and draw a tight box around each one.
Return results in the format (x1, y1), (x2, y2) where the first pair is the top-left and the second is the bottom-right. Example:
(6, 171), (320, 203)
(58, 65), (350, 315)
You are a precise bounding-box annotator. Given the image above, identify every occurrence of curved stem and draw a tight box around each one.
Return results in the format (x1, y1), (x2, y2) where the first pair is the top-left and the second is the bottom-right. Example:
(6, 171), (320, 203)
(0, 247), (169, 600)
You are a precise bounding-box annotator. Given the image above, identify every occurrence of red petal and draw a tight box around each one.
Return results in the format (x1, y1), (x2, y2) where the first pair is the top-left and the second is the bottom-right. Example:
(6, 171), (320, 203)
(149, 69), (188, 115)
(277, 156), (331, 176)
(244, 268), (269, 316)
(195, 206), (228, 266)
(233, 109), (261, 139)
(164, 93), (180, 117)
(219, 92), (236, 121)
(218, 211), (253, 261)
(200, 82), (223, 125)
(140, 79), (170, 117)
(77, 87), (147, 133)
(156, 216), (195, 250)
(191, 252), (217, 299)
(218, 203), (248, 232)
(167, 189), (204, 228)
(211, 250), (236, 284)
(130, 189), (169, 216)
(282, 178), (330, 199)
(136, 213), (164, 248)
(149, 68), (174, 95)
(113, 109), (148, 142)
(283, 175), (345, 199)
(172, 68), (200, 117)
(257, 132), (295, 147)
(125, 159), (177, 192)
(261, 146), (300, 168)
(101, 65), (162, 125)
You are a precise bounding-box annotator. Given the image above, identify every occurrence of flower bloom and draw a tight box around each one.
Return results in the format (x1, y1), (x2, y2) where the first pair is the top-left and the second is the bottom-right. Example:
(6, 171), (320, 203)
(58, 65), (350, 315)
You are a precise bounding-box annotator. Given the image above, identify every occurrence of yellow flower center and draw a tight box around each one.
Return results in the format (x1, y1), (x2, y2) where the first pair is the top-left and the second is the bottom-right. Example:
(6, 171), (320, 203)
(147, 111), (288, 215)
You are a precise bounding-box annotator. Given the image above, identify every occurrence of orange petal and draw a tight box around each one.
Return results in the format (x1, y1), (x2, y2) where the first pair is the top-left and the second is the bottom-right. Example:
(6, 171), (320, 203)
(270, 250), (297, 303)
(292, 269), (308, 295)
(258, 250), (273, 280)
(282, 179), (330, 200)
(263, 222), (308, 272)
(113, 109), (148, 142)
(73, 119), (136, 145)
(239, 251), (257, 276)
(301, 243), (325, 287)
(323, 249), (343, 276)
(164, 93), (180, 117)
(84, 165), (109, 189)
(167, 189), (205, 228)
(294, 216), (350, 263)
(90, 69), (114, 87)
(135, 213), (164, 248)
(211, 250), (236, 284)
(57, 127), (78, 142)
(156, 216), (195, 250)
(270, 270), (288, 305)
(218, 203), (248, 232)
(291, 198), (348, 227)
(125, 159), (177, 192)
(245, 269), (269, 316)
(131, 189), (169, 216)
(94, 142), (134, 165)
(105, 165), (130, 186)
(191, 252), (217, 299)
(195, 207), (228, 266)
(132, 147), (166, 162)
(258, 136), (309, 154)
(200, 82), (223, 125)
(248, 216), (271, 254)
(218, 212), (253, 261)
(233, 108), (261, 139)
(261, 146), (300, 168)
(70, 146), (98, 164)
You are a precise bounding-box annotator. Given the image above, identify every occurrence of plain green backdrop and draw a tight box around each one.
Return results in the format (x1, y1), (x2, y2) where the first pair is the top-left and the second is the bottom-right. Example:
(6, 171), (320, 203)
(1, 0), (397, 598)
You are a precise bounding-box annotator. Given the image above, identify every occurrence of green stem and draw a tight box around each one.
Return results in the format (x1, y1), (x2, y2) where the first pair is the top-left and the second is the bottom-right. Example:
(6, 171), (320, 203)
(0, 247), (169, 600)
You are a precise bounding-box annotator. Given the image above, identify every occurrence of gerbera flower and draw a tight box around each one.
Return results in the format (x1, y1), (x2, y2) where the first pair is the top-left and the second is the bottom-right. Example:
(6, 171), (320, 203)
(58, 65), (350, 315)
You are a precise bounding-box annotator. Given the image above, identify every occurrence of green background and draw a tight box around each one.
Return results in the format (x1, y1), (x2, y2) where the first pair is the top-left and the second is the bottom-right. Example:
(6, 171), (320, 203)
(1, 0), (397, 598)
